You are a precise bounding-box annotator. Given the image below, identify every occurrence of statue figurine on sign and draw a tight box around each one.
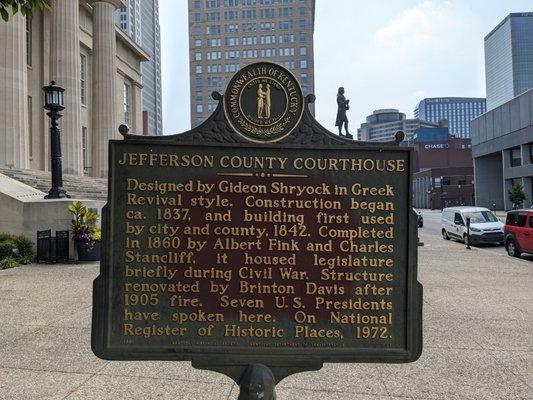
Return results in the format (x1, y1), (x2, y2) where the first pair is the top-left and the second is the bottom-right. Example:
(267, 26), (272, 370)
(335, 87), (352, 139)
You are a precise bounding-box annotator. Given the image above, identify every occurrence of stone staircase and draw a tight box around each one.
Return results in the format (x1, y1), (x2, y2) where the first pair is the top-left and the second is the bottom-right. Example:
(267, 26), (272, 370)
(0, 167), (108, 200)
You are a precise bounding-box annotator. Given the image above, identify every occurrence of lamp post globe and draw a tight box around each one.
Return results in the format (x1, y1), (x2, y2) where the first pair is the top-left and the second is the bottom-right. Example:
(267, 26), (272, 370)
(42, 81), (70, 199)
(43, 80), (65, 112)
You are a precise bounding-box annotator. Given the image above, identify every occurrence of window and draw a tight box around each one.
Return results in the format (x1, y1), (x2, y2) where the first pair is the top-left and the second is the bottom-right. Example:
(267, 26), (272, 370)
(225, 63), (238, 72)
(529, 143), (533, 164)
(123, 83), (131, 124)
(194, 13), (201, 22)
(224, 0), (238, 5)
(279, 34), (294, 43)
(243, 23), (256, 32)
(195, 39), (202, 47)
(516, 215), (527, 227)
(195, 65), (202, 74)
(260, 8), (275, 18)
(209, 38), (221, 47)
(206, 0), (220, 7)
(196, 104), (203, 113)
(80, 54), (87, 105)
(242, 10), (256, 19)
(206, 12), (220, 21)
(283, 61), (295, 69)
(300, 60), (307, 69)
(26, 18), (32, 66)
(82, 126), (90, 175)
(225, 37), (239, 46)
(28, 96), (32, 157)
(300, 72), (307, 83)
(299, 46), (307, 56)
(442, 176), (451, 186)
(194, 0), (200, 8)
(195, 52), (202, 61)
(279, 7), (293, 17)
(225, 24), (239, 33)
(206, 25), (221, 34)
(510, 147), (521, 167)
(195, 91), (202, 100)
(224, 10), (238, 20)
(279, 21), (292, 30)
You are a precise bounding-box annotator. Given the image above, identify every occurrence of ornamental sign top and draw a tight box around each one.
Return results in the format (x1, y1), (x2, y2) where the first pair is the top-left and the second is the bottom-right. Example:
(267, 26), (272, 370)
(223, 62), (304, 143)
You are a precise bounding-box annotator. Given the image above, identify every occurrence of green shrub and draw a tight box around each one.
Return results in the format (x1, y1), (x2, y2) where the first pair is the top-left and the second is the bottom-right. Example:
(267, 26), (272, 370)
(17, 253), (35, 265)
(0, 240), (18, 259)
(0, 233), (34, 266)
(0, 233), (13, 242)
(12, 235), (33, 257)
(0, 257), (17, 270)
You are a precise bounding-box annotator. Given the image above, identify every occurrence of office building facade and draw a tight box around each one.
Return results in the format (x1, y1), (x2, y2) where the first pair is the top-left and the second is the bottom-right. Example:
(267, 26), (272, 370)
(357, 109), (438, 142)
(188, 0), (316, 127)
(116, 0), (141, 43)
(411, 128), (474, 210)
(471, 89), (533, 210)
(484, 13), (533, 111)
(414, 97), (486, 138)
(116, 0), (163, 135)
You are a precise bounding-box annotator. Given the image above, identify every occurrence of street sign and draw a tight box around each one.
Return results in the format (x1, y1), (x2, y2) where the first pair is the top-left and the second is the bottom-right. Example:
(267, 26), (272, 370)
(92, 62), (422, 395)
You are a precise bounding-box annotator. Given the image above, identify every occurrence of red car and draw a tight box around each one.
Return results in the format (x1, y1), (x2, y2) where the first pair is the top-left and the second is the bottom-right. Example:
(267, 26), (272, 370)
(504, 210), (533, 258)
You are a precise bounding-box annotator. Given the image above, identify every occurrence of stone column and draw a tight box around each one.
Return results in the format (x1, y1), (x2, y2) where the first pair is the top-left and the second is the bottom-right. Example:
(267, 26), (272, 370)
(91, 0), (122, 178)
(50, 0), (83, 175)
(0, 12), (29, 169)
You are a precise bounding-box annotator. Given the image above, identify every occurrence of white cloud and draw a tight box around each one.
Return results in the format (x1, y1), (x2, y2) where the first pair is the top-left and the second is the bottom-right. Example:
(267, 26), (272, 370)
(371, 1), (477, 66)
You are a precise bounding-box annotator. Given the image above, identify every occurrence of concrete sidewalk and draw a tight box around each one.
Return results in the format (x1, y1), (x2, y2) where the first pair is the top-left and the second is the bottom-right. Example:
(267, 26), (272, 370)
(0, 230), (531, 399)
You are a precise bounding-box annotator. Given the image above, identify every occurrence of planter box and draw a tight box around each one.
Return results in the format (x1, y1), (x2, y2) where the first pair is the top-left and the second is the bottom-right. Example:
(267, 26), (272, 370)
(75, 239), (100, 262)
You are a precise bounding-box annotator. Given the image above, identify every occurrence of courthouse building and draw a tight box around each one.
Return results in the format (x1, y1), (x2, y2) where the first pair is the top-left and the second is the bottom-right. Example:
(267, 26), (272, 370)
(0, 0), (149, 178)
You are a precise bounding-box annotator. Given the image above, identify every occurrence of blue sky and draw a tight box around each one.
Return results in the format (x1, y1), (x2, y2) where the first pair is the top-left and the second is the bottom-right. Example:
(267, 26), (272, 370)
(159, 0), (532, 135)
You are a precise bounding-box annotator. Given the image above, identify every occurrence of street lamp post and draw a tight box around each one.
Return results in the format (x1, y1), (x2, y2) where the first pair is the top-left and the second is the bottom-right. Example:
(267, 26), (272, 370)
(42, 81), (70, 199)
(465, 217), (471, 250)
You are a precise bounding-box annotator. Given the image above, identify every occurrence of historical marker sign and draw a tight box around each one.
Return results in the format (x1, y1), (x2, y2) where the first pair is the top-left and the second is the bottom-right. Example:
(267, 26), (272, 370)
(92, 62), (422, 380)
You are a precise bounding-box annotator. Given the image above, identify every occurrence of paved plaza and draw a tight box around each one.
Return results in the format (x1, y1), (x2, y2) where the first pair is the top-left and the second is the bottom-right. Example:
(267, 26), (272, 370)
(0, 227), (531, 400)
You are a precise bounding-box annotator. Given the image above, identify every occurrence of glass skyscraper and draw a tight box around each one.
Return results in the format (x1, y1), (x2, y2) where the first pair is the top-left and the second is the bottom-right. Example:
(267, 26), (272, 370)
(414, 97), (486, 139)
(116, 0), (163, 136)
(484, 12), (533, 111)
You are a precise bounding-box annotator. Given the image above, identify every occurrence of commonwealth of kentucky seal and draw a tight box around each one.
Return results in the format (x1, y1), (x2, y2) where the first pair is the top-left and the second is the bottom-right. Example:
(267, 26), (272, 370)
(223, 62), (304, 143)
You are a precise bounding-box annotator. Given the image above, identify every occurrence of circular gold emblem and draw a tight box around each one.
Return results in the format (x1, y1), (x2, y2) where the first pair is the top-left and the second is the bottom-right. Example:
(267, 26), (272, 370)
(223, 62), (304, 143)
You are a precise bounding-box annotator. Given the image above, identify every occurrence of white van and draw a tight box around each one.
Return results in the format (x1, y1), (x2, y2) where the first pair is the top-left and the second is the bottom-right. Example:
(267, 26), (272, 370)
(441, 206), (504, 245)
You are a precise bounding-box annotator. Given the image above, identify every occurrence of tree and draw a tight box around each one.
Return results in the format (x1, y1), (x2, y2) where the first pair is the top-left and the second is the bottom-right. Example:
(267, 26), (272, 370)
(508, 182), (526, 209)
(0, 0), (50, 22)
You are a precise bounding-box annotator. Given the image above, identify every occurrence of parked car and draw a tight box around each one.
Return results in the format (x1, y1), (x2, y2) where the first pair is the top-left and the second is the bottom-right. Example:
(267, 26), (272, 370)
(441, 206), (504, 245)
(414, 209), (423, 227)
(504, 210), (533, 257)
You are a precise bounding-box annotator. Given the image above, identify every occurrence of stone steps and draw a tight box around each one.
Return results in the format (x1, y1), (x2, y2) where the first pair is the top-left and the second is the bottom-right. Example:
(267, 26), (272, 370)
(0, 167), (108, 200)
